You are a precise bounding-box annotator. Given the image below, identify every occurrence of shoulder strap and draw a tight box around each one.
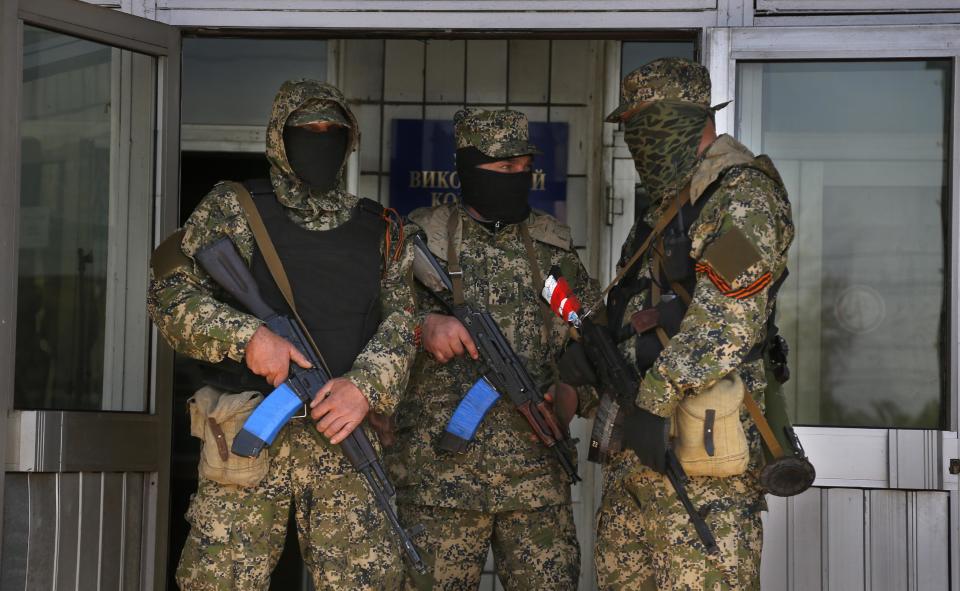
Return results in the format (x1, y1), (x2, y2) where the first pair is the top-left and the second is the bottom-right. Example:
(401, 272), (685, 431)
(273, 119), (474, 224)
(743, 392), (784, 458)
(227, 180), (332, 375)
(602, 185), (691, 298)
(230, 181), (296, 312)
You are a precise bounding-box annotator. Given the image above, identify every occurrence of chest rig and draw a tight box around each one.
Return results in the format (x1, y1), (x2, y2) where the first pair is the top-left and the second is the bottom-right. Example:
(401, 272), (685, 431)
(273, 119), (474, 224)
(607, 160), (787, 378)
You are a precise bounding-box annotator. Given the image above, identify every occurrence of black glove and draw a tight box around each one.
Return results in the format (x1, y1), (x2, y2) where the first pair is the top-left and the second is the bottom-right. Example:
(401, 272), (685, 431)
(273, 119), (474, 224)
(634, 298), (686, 371)
(620, 405), (672, 474)
(556, 340), (598, 387)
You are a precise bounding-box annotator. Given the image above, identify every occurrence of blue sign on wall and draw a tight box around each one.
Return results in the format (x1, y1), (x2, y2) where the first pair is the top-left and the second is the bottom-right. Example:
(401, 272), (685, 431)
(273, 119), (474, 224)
(388, 119), (569, 220)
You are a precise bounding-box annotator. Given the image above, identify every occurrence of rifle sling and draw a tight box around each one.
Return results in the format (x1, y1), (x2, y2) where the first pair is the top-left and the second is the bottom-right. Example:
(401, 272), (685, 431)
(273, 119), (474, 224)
(229, 181), (333, 377)
(602, 185), (691, 298)
(743, 390), (784, 458)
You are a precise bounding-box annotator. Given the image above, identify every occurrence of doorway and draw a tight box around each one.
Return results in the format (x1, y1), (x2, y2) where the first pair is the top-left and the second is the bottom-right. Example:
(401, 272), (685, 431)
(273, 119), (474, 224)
(174, 33), (696, 590)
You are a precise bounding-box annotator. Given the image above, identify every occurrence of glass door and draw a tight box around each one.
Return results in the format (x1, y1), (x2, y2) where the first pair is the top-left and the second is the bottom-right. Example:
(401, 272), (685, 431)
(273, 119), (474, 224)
(708, 26), (958, 590)
(0, 0), (180, 587)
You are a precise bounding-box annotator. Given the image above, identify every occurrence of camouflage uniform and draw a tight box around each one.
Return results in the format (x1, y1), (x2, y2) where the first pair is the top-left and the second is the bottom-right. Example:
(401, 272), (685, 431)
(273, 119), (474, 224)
(386, 109), (600, 590)
(147, 80), (417, 590)
(595, 59), (794, 590)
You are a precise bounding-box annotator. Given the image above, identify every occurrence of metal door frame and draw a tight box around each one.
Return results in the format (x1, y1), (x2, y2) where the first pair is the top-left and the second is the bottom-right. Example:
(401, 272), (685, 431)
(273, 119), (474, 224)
(705, 23), (960, 589)
(0, 0), (180, 586)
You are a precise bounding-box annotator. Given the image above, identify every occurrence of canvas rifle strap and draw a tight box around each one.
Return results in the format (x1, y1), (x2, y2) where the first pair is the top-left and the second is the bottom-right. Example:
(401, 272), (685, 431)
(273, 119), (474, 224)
(743, 387), (784, 458)
(602, 185), (691, 298)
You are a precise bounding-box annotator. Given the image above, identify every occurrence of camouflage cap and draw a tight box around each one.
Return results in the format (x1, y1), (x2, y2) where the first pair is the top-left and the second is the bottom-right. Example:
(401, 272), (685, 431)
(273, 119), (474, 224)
(605, 57), (730, 123)
(454, 108), (539, 158)
(285, 99), (351, 128)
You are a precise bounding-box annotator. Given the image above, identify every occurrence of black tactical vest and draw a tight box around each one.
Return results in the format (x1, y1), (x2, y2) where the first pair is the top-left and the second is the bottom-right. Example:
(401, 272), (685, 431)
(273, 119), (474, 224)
(246, 179), (384, 378)
(199, 179), (385, 393)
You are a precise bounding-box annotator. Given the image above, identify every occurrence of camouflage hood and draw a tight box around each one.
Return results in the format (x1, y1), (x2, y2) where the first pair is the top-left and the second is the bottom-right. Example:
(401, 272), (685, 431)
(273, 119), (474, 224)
(265, 79), (359, 213)
(690, 134), (786, 204)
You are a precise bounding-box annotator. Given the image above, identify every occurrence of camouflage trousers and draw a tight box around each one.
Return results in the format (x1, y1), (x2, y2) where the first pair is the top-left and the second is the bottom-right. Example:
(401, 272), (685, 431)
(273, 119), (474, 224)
(595, 465), (762, 590)
(398, 502), (580, 590)
(176, 419), (403, 590)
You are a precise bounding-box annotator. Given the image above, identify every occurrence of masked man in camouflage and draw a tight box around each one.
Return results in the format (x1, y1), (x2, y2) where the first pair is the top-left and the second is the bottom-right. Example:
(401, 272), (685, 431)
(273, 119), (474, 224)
(148, 80), (417, 590)
(385, 108), (600, 590)
(594, 58), (794, 589)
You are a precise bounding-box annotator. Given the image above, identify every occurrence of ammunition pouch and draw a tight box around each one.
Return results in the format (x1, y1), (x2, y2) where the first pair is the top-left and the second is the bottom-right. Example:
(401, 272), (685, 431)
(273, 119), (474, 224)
(673, 373), (749, 478)
(188, 386), (270, 488)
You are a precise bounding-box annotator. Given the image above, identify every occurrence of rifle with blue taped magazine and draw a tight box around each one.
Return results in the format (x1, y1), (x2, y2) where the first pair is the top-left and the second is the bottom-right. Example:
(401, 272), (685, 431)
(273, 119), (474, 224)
(195, 237), (426, 573)
(410, 233), (580, 485)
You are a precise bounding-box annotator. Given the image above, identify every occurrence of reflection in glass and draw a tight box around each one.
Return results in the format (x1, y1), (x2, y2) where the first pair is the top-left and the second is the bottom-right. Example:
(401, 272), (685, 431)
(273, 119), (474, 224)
(737, 60), (950, 429)
(621, 41), (696, 77)
(181, 38), (327, 126)
(15, 26), (155, 411)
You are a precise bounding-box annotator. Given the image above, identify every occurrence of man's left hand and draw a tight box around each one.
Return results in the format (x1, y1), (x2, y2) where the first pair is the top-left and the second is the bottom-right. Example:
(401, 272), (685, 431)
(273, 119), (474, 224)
(310, 378), (370, 444)
(544, 382), (578, 428)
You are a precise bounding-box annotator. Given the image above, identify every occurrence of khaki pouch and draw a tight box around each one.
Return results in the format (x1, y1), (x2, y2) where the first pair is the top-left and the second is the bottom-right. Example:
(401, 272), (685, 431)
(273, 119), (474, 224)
(188, 386), (269, 488)
(673, 373), (749, 478)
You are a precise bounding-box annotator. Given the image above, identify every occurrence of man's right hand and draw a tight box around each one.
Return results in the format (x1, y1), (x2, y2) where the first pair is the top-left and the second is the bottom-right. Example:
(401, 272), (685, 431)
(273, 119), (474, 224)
(422, 313), (479, 364)
(244, 325), (312, 387)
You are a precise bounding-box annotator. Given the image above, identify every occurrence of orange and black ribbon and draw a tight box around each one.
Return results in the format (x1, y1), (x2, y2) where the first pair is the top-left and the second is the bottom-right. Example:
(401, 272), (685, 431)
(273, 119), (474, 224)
(381, 207), (405, 266)
(695, 262), (771, 300)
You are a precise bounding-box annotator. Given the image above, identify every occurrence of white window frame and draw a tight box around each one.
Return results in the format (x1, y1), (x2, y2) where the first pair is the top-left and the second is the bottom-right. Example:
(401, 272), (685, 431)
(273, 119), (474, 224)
(705, 24), (960, 492)
(756, 0), (960, 12)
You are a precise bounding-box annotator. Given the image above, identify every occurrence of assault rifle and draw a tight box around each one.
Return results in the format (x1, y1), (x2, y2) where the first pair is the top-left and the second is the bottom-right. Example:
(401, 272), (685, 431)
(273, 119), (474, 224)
(410, 233), (580, 484)
(195, 237), (426, 573)
(542, 267), (718, 554)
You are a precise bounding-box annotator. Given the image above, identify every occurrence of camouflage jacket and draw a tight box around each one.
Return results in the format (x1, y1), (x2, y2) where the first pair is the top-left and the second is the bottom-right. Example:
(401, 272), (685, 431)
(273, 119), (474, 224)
(607, 135), (795, 483)
(387, 203), (601, 512)
(147, 81), (418, 415)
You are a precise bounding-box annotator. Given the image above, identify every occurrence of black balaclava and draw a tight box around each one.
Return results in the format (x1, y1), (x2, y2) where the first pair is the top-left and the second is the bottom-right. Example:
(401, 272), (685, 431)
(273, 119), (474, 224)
(282, 125), (349, 193)
(456, 147), (532, 227)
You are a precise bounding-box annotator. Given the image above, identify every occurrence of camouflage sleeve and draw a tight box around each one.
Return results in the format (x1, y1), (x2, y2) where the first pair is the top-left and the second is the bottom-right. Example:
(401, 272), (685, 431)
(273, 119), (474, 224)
(559, 248), (603, 417)
(342, 222), (419, 415)
(637, 169), (792, 417)
(147, 182), (263, 363)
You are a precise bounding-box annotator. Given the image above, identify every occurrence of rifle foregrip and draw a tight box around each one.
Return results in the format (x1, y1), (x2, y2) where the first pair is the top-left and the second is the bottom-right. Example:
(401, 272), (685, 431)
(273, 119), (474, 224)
(536, 401), (565, 441)
(517, 401), (556, 446)
(195, 237), (276, 320)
